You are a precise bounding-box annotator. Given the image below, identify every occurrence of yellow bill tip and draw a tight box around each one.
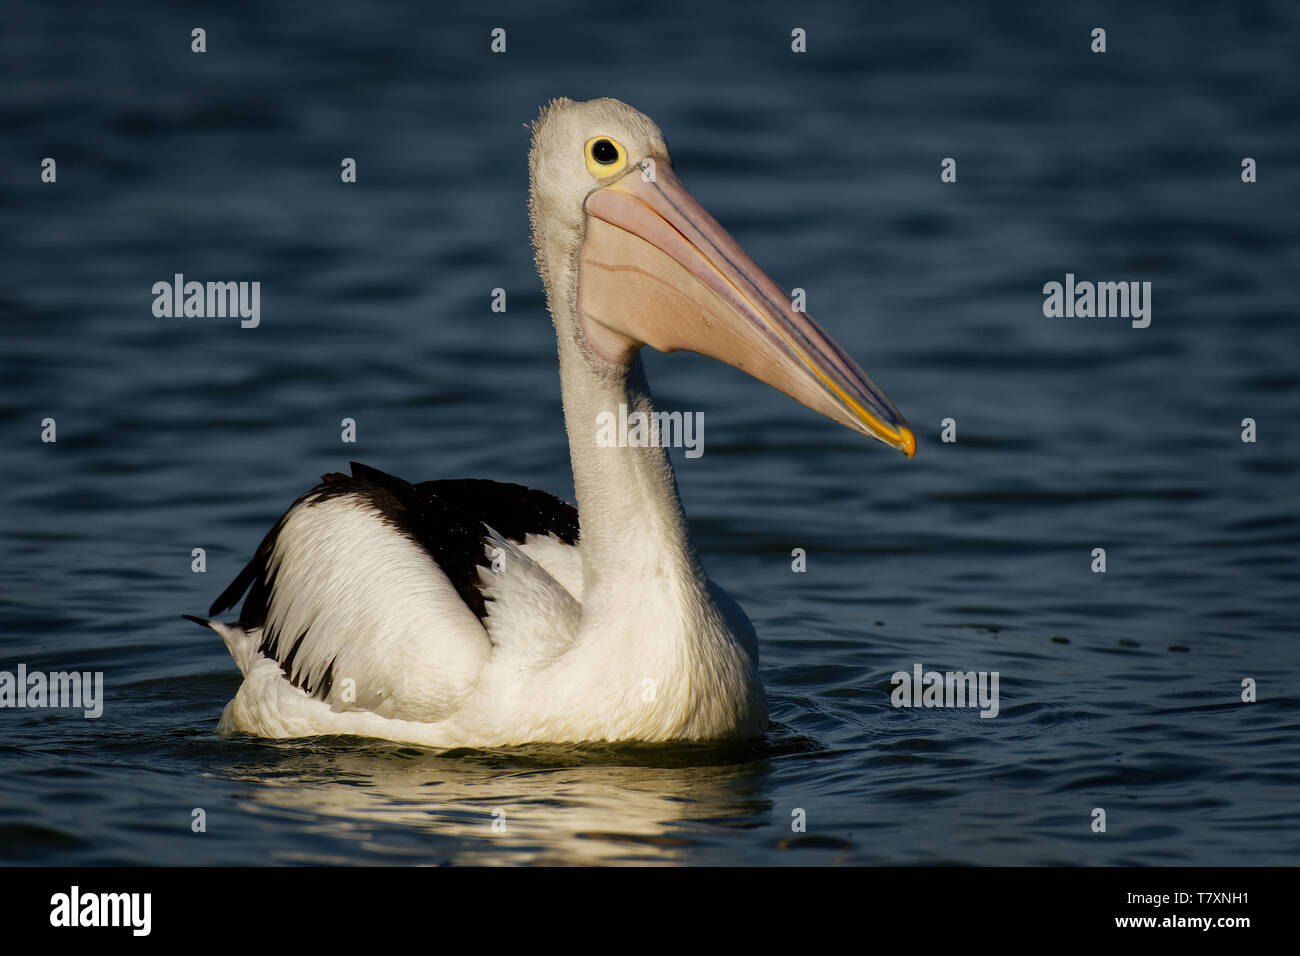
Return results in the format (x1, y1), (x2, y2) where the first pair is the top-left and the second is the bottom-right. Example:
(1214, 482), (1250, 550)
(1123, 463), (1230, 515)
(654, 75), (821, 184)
(898, 426), (916, 459)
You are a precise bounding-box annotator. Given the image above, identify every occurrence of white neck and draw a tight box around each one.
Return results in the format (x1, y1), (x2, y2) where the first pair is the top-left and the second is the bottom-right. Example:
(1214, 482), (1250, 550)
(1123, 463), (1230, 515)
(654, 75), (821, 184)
(554, 323), (705, 605)
(522, 251), (764, 742)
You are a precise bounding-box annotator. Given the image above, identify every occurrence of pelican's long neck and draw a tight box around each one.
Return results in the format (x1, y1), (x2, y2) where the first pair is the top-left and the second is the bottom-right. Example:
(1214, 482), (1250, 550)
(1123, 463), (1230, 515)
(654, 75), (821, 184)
(554, 324), (705, 602)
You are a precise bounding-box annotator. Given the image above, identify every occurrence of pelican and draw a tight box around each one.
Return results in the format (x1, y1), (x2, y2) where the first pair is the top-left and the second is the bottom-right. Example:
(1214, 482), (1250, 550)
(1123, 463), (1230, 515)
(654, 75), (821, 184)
(191, 97), (915, 748)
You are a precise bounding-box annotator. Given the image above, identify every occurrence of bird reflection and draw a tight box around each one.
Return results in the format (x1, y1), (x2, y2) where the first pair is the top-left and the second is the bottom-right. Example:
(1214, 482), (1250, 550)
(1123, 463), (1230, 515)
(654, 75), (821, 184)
(213, 739), (775, 865)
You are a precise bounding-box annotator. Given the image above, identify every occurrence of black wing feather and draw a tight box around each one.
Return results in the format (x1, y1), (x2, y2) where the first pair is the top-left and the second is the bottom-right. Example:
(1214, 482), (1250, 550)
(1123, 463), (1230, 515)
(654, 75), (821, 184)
(209, 461), (580, 638)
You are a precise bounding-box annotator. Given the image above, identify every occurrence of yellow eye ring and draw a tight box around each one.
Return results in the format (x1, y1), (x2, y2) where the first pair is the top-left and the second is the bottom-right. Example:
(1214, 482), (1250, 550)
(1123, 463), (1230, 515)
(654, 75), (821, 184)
(585, 136), (627, 177)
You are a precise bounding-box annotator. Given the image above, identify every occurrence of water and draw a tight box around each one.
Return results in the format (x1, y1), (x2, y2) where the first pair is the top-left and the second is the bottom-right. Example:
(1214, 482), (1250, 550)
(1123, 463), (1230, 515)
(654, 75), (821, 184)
(2, 0), (1298, 865)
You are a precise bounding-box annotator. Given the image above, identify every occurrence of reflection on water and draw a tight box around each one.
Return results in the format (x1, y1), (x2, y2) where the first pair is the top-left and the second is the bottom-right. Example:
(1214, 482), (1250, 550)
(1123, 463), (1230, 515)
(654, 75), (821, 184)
(2, 0), (1299, 866)
(216, 740), (776, 865)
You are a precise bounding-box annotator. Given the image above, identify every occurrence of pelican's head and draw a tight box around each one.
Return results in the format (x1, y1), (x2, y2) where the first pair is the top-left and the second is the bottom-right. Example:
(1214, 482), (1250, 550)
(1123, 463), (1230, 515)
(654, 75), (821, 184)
(528, 97), (915, 458)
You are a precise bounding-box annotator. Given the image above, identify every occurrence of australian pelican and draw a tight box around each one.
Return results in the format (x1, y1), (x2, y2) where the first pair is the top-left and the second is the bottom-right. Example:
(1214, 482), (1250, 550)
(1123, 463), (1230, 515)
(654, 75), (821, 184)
(191, 97), (914, 748)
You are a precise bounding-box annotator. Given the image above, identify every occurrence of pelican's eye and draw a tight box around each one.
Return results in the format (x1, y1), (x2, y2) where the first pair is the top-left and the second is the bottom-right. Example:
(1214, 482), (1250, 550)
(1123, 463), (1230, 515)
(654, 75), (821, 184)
(585, 136), (627, 176)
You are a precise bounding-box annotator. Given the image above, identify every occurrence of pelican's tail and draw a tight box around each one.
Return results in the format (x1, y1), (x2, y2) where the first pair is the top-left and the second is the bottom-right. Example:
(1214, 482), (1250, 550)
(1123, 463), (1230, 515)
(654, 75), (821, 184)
(182, 615), (260, 676)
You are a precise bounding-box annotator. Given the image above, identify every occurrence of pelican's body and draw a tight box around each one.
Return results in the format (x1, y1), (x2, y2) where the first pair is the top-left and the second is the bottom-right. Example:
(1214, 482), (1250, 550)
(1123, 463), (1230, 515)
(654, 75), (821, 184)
(196, 98), (913, 749)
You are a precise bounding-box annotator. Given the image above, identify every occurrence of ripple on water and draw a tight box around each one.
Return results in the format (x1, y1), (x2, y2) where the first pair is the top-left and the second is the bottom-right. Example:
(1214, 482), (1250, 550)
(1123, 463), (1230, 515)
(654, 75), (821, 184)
(2, 0), (1298, 866)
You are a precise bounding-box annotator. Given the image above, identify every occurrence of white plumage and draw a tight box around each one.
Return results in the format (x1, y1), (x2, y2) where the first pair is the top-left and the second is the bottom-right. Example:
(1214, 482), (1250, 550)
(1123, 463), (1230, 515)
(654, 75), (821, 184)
(213, 478), (763, 747)
(196, 97), (914, 749)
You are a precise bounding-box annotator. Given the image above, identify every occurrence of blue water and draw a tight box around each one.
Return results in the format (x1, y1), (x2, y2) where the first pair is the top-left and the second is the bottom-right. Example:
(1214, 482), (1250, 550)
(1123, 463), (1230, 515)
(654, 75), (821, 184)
(2, 0), (1298, 865)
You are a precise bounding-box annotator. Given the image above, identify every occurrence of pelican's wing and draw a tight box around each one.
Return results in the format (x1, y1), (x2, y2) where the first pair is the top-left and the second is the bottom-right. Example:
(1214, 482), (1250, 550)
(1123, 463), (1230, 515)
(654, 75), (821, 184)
(205, 463), (582, 724)
(413, 475), (584, 600)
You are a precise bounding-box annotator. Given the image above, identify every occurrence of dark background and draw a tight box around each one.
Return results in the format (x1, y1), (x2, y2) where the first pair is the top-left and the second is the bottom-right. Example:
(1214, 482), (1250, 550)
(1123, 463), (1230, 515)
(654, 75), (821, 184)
(1, 0), (1297, 864)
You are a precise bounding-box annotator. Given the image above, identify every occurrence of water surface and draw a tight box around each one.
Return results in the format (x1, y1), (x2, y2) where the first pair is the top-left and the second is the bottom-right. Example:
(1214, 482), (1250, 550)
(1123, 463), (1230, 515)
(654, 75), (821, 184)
(2, 0), (1298, 865)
